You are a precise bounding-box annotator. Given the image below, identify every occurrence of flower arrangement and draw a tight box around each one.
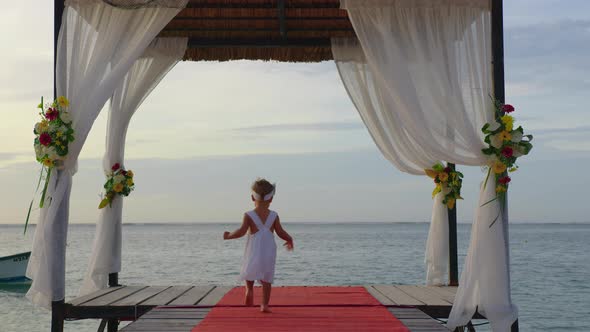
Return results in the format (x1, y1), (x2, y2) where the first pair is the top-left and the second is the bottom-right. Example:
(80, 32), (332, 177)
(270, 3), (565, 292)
(426, 163), (464, 209)
(34, 96), (74, 170)
(481, 100), (533, 212)
(25, 96), (75, 233)
(99, 163), (135, 209)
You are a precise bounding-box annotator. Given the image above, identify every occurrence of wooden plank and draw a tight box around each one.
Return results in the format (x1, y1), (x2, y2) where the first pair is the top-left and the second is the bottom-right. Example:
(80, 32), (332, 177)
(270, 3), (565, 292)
(69, 286), (124, 306)
(120, 320), (202, 331)
(169, 286), (214, 305)
(426, 286), (458, 299)
(396, 285), (452, 306)
(196, 286), (233, 306)
(388, 308), (449, 331)
(141, 286), (194, 306)
(82, 286), (148, 306)
(364, 285), (395, 305)
(112, 286), (171, 306)
(420, 286), (456, 304)
(373, 285), (424, 306)
(388, 307), (432, 319)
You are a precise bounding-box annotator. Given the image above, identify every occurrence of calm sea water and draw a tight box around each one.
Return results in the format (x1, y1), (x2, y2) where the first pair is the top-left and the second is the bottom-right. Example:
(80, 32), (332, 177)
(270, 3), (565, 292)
(0, 223), (589, 331)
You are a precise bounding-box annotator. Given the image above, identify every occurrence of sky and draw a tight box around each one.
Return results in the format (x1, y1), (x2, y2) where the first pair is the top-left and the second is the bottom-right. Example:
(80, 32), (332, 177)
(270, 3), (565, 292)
(1, 1), (589, 224)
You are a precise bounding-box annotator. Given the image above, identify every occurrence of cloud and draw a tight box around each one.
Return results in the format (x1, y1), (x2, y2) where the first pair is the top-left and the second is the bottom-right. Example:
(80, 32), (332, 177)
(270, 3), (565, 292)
(534, 125), (590, 135)
(231, 121), (364, 133)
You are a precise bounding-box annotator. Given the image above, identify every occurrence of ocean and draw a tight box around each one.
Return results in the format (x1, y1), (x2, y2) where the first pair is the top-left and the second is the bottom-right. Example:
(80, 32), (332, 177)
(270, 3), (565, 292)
(1, 223), (589, 331)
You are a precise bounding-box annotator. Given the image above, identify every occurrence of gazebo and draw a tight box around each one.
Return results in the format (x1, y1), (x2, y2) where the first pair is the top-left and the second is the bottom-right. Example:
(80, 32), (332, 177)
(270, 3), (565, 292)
(29, 1), (521, 331)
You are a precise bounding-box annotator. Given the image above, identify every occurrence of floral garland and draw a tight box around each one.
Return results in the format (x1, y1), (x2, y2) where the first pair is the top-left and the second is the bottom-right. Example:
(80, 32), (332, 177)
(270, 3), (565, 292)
(481, 100), (533, 209)
(99, 163), (135, 209)
(426, 163), (464, 209)
(25, 96), (74, 233)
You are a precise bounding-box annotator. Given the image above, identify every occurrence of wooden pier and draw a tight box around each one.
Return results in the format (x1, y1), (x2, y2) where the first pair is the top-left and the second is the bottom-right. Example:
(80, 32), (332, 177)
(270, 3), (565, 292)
(60, 284), (480, 331)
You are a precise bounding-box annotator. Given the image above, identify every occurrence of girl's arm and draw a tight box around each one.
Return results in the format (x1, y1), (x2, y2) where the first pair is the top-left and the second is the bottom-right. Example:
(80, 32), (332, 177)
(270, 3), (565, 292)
(223, 214), (250, 240)
(274, 216), (294, 250)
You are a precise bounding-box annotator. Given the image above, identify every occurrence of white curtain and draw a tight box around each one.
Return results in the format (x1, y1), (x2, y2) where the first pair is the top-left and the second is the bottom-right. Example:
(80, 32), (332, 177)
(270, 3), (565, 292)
(26, 0), (187, 309)
(332, 37), (449, 285)
(79, 37), (187, 296)
(338, 0), (518, 330)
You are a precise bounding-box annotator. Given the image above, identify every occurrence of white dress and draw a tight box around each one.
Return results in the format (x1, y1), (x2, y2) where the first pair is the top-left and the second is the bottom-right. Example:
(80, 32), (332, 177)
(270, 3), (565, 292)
(239, 210), (278, 284)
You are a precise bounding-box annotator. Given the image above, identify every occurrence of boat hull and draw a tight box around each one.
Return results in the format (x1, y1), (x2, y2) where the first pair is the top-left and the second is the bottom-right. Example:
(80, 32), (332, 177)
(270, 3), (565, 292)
(0, 252), (31, 283)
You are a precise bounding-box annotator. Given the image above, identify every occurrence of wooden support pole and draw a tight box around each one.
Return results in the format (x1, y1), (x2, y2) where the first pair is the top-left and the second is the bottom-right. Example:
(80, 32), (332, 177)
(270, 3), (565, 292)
(51, 3), (65, 332)
(107, 273), (120, 332)
(447, 163), (459, 286)
(491, 0), (519, 331)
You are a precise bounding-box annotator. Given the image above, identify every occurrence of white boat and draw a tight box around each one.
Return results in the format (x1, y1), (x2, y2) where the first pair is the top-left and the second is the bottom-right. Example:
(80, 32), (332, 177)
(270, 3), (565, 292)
(0, 252), (31, 283)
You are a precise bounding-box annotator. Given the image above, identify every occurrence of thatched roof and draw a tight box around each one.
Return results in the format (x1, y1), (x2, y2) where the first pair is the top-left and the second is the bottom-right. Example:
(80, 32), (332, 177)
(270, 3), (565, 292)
(158, 0), (356, 62)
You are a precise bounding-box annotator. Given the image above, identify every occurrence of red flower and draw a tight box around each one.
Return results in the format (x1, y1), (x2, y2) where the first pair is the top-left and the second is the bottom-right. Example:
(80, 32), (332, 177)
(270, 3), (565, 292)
(502, 104), (515, 113)
(45, 108), (59, 121)
(121, 170), (127, 176)
(444, 167), (451, 173)
(501, 146), (514, 158)
(112, 163), (120, 171)
(39, 133), (52, 146)
(498, 176), (511, 185)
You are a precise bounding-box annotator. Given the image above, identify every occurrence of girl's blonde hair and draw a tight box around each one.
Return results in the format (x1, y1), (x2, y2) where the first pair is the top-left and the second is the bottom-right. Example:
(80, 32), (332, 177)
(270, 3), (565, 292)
(251, 178), (275, 198)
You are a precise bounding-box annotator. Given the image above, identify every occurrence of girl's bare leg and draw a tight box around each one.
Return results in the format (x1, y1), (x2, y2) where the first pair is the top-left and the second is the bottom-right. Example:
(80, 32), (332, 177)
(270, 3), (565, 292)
(260, 281), (272, 313)
(245, 280), (254, 306)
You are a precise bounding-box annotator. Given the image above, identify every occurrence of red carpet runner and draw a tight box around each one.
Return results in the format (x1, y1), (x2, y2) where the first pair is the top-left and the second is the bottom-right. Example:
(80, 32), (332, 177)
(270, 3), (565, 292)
(192, 286), (410, 332)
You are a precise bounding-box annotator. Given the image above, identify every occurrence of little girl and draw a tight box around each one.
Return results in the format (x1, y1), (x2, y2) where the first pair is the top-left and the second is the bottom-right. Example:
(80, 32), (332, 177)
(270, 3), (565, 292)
(223, 178), (294, 313)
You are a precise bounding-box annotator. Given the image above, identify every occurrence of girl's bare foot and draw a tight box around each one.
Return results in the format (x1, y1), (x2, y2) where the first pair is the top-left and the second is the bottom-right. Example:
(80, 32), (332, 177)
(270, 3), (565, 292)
(245, 290), (254, 306)
(260, 304), (272, 313)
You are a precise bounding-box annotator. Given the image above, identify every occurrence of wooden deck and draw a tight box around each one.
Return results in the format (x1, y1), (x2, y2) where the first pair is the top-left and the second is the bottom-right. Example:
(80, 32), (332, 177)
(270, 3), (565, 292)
(63, 285), (466, 331)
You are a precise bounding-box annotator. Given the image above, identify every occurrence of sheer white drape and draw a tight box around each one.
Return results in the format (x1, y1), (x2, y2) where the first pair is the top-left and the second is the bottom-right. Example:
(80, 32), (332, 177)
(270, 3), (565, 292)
(79, 37), (187, 296)
(26, 0), (187, 309)
(332, 38), (449, 285)
(338, 0), (517, 330)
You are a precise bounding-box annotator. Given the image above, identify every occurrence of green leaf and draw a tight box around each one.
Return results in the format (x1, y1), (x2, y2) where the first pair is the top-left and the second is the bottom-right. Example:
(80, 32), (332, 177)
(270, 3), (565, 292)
(98, 198), (109, 209)
(39, 168), (51, 208)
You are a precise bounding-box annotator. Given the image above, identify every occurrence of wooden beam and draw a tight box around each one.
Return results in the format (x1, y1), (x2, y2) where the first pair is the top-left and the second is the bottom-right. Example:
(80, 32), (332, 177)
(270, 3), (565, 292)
(187, 37), (332, 48)
(278, 0), (286, 38)
(186, 2), (340, 9)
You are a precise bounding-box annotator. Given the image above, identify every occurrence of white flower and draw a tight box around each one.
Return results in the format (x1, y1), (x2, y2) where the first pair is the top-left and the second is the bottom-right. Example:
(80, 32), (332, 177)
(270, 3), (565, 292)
(511, 130), (523, 143)
(490, 134), (503, 148)
(46, 147), (60, 161)
(34, 144), (43, 159)
(487, 121), (501, 132)
(114, 174), (126, 183)
(512, 145), (526, 158)
(34, 122), (43, 133)
(61, 112), (72, 124)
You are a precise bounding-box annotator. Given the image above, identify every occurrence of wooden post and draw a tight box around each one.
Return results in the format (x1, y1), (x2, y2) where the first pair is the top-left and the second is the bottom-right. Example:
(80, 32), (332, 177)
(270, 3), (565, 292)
(491, 0), (519, 331)
(51, 2), (65, 331)
(447, 163), (459, 286)
(107, 273), (120, 332)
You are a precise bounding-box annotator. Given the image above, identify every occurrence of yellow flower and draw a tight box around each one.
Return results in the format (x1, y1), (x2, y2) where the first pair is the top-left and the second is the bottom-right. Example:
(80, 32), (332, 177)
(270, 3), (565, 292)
(126, 170), (134, 178)
(42, 158), (53, 167)
(38, 120), (49, 132)
(438, 172), (449, 182)
(501, 115), (514, 131)
(496, 185), (507, 193)
(113, 183), (124, 193)
(492, 160), (507, 174)
(498, 130), (512, 141)
(57, 96), (69, 108)
(56, 131), (63, 138)
(126, 178), (134, 186)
